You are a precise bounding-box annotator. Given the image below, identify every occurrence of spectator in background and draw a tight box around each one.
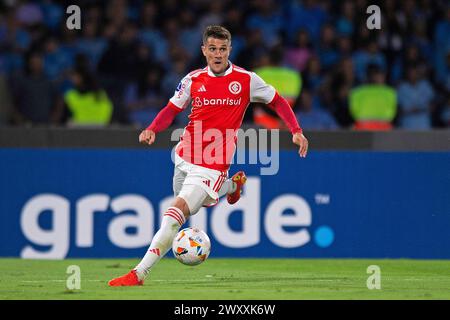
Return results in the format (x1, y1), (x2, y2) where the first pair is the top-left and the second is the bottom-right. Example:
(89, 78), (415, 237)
(378, 0), (404, 70)
(316, 24), (339, 69)
(57, 27), (79, 93)
(433, 7), (450, 86)
(287, 0), (328, 42)
(246, 0), (283, 48)
(0, 9), (30, 76)
(295, 89), (338, 130)
(223, 7), (246, 62)
(349, 64), (397, 130)
(255, 46), (302, 106)
(336, 0), (355, 37)
(0, 73), (13, 125)
(156, 0), (178, 26)
(124, 66), (165, 127)
(284, 29), (313, 72)
(198, 1), (225, 33)
(0, 8), (31, 52)
(75, 18), (107, 70)
(336, 35), (353, 59)
(104, 0), (129, 32)
(411, 20), (433, 62)
(97, 22), (141, 123)
(396, 0), (418, 35)
(0, 0), (447, 130)
(157, 18), (184, 70)
(39, 0), (64, 32)
(434, 52), (450, 127)
(64, 61), (113, 127)
(97, 22), (140, 84)
(352, 38), (386, 83)
(10, 50), (61, 125)
(253, 46), (302, 129)
(179, 10), (202, 60)
(161, 58), (187, 99)
(235, 29), (268, 71)
(137, 1), (169, 65)
(302, 56), (323, 93)
(59, 26), (78, 59)
(397, 65), (434, 129)
(441, 97), (450, 128)
(320, 56), (355, 128)
(391, 44), (427, 84)
(15, 0), (43, 27)
(42, 36), (71, 82)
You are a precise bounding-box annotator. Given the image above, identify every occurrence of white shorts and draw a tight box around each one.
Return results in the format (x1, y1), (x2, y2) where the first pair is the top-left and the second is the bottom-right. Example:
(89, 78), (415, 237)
(173, 153), (228, 207)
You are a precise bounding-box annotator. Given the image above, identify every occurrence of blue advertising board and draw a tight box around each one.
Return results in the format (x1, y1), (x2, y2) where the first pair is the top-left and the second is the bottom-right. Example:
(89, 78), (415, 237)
(0, 148), (449, 259)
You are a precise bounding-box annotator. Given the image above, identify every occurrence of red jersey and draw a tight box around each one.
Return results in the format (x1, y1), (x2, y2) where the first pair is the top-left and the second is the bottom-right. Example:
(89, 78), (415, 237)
(169, 62), (276, 172)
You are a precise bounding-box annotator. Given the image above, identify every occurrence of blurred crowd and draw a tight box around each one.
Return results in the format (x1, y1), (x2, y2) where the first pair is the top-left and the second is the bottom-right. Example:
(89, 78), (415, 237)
(0, 0), (448, 130)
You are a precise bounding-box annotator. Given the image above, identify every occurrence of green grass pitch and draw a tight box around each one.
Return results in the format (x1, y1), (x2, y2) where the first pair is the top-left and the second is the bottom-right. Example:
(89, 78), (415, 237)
(0, 258), (449, 300)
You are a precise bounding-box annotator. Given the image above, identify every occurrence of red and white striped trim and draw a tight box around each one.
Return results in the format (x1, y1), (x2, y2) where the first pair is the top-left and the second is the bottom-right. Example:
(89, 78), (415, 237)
(188, 67), (208, 79)
(164, 207), (185, 226)
(232, 64), (252, 76)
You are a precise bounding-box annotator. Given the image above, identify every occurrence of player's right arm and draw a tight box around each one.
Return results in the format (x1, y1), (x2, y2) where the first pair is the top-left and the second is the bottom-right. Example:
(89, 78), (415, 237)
(139, 75), (193, 145)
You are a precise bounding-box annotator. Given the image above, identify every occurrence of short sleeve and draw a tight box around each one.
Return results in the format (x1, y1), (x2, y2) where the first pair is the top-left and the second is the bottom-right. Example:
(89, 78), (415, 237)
(169, 75), (192, 110)
(250, 72), (276, 104)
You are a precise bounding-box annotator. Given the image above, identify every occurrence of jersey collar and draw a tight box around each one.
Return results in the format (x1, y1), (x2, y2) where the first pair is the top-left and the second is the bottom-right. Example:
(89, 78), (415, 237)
(207, 61), (233, 77)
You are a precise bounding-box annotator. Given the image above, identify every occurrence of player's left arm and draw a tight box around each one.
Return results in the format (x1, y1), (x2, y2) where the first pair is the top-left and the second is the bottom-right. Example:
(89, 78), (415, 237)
(250, 72), (308, 158)
(139, 102), (183, 145)
(140, 75), (193, 145)
(268, 92), (308, 158)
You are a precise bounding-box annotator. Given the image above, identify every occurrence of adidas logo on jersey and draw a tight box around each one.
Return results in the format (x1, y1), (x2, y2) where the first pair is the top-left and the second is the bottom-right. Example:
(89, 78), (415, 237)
(197, 85), (206, 92)
(202, 179), (210, 187)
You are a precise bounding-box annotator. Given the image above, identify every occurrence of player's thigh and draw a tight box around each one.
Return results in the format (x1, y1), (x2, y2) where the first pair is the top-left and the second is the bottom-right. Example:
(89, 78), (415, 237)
(173, 166), (187, 197)
(183, 166), (227, 204)
(178, 184), (211, 216)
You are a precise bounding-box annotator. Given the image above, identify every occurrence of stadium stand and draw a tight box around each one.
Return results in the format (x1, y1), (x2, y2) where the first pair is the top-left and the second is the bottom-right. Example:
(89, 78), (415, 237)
(0, 0), (448, 129)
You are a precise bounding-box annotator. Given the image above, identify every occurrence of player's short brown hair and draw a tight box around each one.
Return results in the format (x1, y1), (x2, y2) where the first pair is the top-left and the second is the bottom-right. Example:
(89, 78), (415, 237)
(202, 25), (232, 45)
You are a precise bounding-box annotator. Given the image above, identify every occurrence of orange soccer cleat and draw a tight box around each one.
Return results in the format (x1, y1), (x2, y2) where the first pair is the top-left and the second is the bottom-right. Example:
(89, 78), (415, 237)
(108, 270), (143, 287)
(227, 171), (247, 205)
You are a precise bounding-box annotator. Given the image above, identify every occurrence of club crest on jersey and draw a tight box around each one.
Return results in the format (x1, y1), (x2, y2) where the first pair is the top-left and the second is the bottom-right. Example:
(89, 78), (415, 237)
(228, 81), (242, 94)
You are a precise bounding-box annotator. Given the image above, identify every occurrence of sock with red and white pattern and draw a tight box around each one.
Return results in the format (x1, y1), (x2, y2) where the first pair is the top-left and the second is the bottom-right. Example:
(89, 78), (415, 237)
(134, 207), (185, 280)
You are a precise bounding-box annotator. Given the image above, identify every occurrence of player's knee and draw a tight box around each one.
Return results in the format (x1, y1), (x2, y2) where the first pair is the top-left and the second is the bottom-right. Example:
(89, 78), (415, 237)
(177, 185), (209, 217)
(172, 197), (190, 220)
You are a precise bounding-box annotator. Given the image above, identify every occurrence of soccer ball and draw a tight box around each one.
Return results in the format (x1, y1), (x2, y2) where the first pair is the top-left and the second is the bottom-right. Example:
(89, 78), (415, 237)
(172, 227), (211, 266)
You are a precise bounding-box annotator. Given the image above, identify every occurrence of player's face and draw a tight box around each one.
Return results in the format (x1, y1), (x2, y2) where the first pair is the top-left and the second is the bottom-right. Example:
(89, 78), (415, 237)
(202, 37), (232, 75)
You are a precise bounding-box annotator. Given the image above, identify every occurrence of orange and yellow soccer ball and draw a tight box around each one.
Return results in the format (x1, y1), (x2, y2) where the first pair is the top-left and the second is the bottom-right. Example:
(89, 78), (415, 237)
(172, 227), (211, 266)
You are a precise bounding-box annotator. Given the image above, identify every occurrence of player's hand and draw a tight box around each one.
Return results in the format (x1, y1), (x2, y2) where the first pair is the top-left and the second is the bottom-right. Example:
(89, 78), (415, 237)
(292, 132), (308, 158)
(139, 129), (156, 145)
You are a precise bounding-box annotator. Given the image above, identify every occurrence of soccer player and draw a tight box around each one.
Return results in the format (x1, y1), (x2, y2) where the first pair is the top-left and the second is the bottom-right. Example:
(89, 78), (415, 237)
(108, 26), (308, 286)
